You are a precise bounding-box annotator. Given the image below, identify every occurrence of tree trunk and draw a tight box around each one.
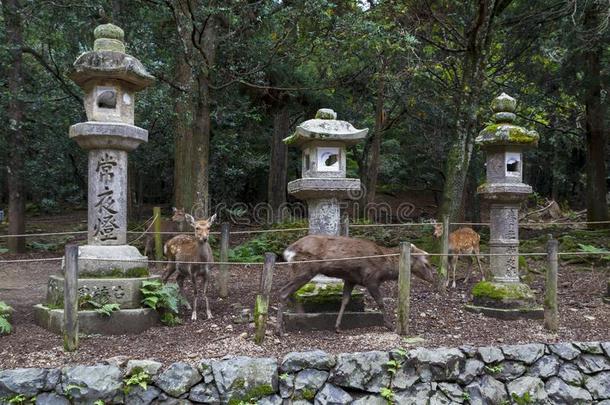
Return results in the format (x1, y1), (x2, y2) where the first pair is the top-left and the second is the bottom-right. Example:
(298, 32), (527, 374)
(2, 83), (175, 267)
(3, 0), (26, 253)
(439, 1), (502, 222)
(173, 53), (195, 212)
(365, 75), (386, 208)
(582, 5), (608, 226)
(193, 73), (212, 218)
(268, 106), (290, 223)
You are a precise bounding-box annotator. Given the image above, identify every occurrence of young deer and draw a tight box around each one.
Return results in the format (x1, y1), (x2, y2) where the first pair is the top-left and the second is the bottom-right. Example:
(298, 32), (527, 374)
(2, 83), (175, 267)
(277, 235), (437, 334)
(433, 223), (485, 288)
(163, 213), (216, 321)
(144, 207), (187, 258)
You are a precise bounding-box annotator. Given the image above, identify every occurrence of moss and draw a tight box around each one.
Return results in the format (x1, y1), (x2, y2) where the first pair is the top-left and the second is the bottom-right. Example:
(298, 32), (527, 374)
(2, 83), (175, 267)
(476, 124), (539, 146)
(294, 283), (346, 304)
(80, 267), (149, 279)
(300, 388), (316, 401)
(228, 383), (275, 405)
(472, 281), (533, 300)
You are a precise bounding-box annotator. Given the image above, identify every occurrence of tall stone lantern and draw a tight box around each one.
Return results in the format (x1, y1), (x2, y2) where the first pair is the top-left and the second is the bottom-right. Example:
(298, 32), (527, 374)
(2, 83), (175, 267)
(284, 108), (367, 235)
(466, 93), (543, 319)
(35, 24), (159, 334)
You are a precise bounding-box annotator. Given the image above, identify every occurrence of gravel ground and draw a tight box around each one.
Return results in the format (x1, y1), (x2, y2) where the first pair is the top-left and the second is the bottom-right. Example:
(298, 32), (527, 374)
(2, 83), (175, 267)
(0, 251), (608, 369)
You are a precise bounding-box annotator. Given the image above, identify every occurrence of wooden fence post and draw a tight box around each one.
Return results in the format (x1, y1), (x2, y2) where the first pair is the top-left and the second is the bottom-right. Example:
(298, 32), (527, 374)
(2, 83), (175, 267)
(219, 222), (230, 298)
(254, 252), (276, 345)
(544, 235), (559, 332)
(340, 213), (349, 237)
(63, 244), (79, 352)
(396, 241), (411, 335)
(153, 206), (163, 262)
(438, 215), (449, 292)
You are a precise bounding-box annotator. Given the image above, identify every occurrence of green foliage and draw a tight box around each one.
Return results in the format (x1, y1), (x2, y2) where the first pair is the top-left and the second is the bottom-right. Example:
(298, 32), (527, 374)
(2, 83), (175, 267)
(123, 367), (151, 394)
(577, 244), (610, 261)
(485, 364), (503, 374)
(228, 225), (307, 262)
(140, 280), (185, 326)
(93, 401), (105, 405)
(380, 387), (395, 404)
(511, 391), (533, 405)
(0, 301), (14, 335)
(78, 294), (120, 316)
(5, 394), (35, 404)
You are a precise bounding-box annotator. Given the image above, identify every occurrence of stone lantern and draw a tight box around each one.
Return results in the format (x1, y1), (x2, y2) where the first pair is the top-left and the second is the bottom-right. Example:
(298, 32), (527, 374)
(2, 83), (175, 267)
(281, 109), (384, 330)
(466, 93), (543, 319)
(34, 24), (159, 334)
(284, 108), (367, 235)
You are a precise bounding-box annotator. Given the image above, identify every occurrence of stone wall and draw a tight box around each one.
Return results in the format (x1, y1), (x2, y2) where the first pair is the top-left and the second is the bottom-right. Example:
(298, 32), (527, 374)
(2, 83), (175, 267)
(1, 341), (609, 404)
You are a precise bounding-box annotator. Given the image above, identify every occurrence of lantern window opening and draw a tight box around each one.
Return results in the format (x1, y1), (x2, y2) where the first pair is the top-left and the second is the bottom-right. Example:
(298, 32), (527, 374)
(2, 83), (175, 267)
(317, 147), (341, 172)
(505, 152), (521, 176)
(96, 86), (118, 110)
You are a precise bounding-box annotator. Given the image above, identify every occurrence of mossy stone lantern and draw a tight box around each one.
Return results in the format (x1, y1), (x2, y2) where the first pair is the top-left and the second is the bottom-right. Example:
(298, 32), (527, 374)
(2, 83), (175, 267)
(466, 93), (543, 319)
(284, 108), (368, 235)
(34, 24), (159, 335)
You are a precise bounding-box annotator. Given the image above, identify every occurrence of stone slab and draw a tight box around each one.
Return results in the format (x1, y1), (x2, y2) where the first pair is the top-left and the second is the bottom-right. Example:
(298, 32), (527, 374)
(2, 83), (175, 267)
(464, 304), (543, 320)
(287, 178), (360, 200)
(34, 304), (159, 335)
(282, 311), (384, 331)
(65, 244), (148, 276)
(46, 275), (159, 309)
(69, 121), (148, 151)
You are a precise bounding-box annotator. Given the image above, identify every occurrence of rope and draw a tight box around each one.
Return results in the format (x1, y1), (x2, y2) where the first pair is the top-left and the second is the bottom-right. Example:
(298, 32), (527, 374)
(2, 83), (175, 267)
(0, 231), (88, 239)
(0, 257), (63, 263)
(127, 213), (159, 244)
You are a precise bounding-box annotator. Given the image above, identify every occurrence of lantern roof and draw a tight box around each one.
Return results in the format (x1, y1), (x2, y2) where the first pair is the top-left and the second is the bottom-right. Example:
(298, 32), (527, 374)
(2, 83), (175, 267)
(283, 109), (368, 147)
(476, 93), (539, 148)
(70, 23), (154, 91)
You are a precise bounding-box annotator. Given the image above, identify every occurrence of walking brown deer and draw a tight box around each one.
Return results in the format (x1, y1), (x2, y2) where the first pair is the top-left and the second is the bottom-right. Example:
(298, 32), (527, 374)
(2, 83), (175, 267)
(144, 207), (187, 258)
(433, 222), (485, 288)
(163, 213), (216, 321)
(277, 235), (437, 334)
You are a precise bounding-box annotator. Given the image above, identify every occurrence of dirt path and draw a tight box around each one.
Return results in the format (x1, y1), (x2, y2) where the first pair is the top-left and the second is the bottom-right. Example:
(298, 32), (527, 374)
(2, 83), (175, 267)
(0, 253), (608, 369)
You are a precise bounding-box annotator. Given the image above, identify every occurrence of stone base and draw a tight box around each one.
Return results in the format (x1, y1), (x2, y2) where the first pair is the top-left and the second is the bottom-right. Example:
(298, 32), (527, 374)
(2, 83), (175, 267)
(34, 304), (159, 335)
(467, 281), (543, 320)
(45, 275), (159, 309)
(464, 304), (543, 320)
(66, 245), (147, 277)
(282, 311), (384, 331)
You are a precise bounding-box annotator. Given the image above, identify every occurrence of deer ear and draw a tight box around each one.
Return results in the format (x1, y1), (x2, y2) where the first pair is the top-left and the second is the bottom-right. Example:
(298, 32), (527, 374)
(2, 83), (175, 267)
(209, 213), (217, 224)
(172, 207), (177, 213)
(185, 214), (195, 226)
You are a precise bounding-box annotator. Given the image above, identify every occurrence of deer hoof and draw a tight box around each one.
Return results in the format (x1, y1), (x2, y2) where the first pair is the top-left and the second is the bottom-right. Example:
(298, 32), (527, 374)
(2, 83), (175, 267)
(207, 313), (213, 320)
(451, 281), (457, 289)
(191, 313), (197, 322)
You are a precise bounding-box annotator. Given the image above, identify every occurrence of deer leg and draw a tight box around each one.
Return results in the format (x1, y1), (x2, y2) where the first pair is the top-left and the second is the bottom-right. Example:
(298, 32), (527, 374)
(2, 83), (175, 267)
(176, 271), (191, 311)
(144, 237), (151, 258)
(202, 266), (212, 320)
(162, 260), (176, 283)
(276, 272), (313, 336)
(450, 255), (459, 289)
(190, 266), (199, 321)
(366, 284), (392, 330)
(464, 252), (474, 284)
(335, 282), (354, 333)
(474, 247), (485, 281)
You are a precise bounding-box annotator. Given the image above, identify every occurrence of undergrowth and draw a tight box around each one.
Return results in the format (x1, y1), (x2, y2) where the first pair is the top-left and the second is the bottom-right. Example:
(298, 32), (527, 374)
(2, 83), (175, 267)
(140, 280), (185, 326)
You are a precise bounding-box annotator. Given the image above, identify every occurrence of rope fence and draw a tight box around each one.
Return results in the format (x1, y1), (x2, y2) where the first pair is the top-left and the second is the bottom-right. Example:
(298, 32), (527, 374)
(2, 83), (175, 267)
(2, 219), (610, 239)
(1, 250), (609, 265)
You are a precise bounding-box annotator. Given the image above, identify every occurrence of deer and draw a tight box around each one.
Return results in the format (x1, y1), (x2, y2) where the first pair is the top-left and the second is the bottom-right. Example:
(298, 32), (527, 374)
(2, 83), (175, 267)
(433, 222), (485, 288)
(277, 235), (437, 335)
(144, 207), (187, 258)
(162, 213), (216, 321)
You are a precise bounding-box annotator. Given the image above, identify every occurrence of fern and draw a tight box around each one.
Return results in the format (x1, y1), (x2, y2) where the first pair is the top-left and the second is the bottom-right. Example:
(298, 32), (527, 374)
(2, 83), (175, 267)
(0, 301), (13, 335)
(141, 280), (186, 326)
(578, 244), (610, 260)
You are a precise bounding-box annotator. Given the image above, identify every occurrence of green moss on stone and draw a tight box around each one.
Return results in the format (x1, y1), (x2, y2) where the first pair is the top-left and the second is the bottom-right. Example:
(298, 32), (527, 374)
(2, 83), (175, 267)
(476, 124), (539, 146)
(472, 281), (533, 301)
(294, 283), (345, 304)
(301, 388), (316, 400)
(228, 383), (275, 405)
(94, 23), (124, 40)
(80, 267), (149, 279)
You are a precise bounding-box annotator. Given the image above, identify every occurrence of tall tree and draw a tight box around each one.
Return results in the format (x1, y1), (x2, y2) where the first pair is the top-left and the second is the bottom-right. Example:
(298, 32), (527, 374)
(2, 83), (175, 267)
(580, 0), (608, 224)
(2, 0), (26, 252)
